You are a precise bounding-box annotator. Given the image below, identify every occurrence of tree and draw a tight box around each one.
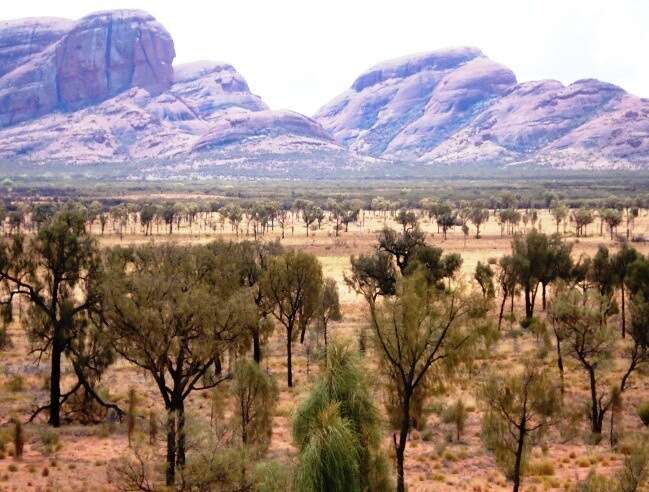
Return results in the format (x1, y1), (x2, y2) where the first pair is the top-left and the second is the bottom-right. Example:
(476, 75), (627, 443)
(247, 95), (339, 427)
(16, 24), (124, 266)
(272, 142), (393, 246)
(294, 402), (360, 492)
(276, 207), (290, 239)
(405, 245), (462, 288)
(140, 204), (156, 236)
(345, 252), (397, 302)
(261, 251), (323, 387)
(316, 278), (342, 351)
(395, 209), (417, 231)
(31, 203), (56, 231)
(222, 203), (243, 236)
(475, 261), (496, 299)
(588, 245), (620, 313)
(511, 230), (548, 321)
(302, 203), (321, 237)
(573, 207), (594, 237)
(224, 240), (284, 363)
(438, 212), (459, 240)
(469, 207), (490, 238)
(497, 255), (518, 330)
(549, 287), (648, 435)
(110, 204), (128, 240)
(162, 203), (177, 234)
(613, 244), (640, 338)
(480, 366), (559, 492)
(364, 272), (488, 492)
(537, 234), (573, 310)
(102, 243), (250, 485)
(0, 208), (112, 427)
(230, 358), (278, 450)
(293, 341), (391, 492)
(602, 209), (623, 239)
(377, 226), (426, 274)
(339, 202), (360, 233)
(550, 203), (568, 234)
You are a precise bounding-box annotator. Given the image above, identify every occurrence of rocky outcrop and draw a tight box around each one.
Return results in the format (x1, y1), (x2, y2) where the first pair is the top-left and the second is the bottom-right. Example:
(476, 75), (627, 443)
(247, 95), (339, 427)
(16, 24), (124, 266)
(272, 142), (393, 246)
(2, 11), (647, 173)
(171, 61), (268, 120)
(192, 110), (334, 152)
(0, 17), (73, 78)
(316, 47), (649, 169)
(0, 10), (174, 127)
(315, 48), (517, 158)
(0, 10), (340, 170)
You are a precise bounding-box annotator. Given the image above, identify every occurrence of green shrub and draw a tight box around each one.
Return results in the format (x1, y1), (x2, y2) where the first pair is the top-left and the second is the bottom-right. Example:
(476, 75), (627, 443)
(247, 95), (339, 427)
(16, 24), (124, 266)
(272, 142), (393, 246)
(421, 429), (434, 442)
(577, 470), (616, 492)
(5, 375), (24, 393)
(0, 429), (10, 452)
(441, 399), (467, 441)
(12, 420), (23, 459)
(527, 459), (555, 476)
(39, 428), (59, 455)
(253, 460), (293, 492)
(636, 401), (649, 426)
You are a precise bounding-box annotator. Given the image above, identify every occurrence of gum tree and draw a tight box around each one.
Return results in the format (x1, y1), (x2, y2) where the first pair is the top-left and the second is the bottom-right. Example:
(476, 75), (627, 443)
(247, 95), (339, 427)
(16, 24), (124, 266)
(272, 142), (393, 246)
(480, 366), (559, 492)
(0, 208), (112, 427)
(261, 251), (323, 387)
(363, 271), (489, 492)
(102, 243), (251, 485)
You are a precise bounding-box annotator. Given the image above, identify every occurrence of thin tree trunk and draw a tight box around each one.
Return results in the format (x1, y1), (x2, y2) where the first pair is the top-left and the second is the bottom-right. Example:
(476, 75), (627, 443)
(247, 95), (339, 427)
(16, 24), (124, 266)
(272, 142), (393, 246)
(524, 286), (533, 320)
(176, 402), (186, 469)
(555, 336), (564, 395)
(253, 331), (262, 364)
(512, 424), (526, 492)
(287, 327), (293, 387)
(395, 393), (411, 492)
(166, 410), (177, 486)
(621, 283), (626, 338)
(588, 368), (602, 434)
(498, 293), (507, 330)
(49, 334), (63, 427)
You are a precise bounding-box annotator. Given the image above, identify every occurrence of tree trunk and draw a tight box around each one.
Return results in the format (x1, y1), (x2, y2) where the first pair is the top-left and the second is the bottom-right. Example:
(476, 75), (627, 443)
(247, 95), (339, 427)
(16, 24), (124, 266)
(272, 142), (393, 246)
(524, 285), (533, 320)
(621, 283), (626, 338)
(49, 325), (64, 427)
(214, 353), (222, 377)
(588, 368), (603, 434)
(498, 293), (507, 330)
(253, 331), (262, 364)
(555, 336), (564, 396)
(176, 402), (186, 469)
(542, 283), (547, 311)
(512, 423), (526, 492)
(286, 327), (293, 388)
(166, 410), (177, 486)
(395, 392), (411, 492)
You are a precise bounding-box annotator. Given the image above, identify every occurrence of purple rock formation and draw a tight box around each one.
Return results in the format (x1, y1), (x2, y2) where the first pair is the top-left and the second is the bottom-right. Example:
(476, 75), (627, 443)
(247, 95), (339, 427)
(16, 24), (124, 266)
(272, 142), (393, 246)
(1, 11), (647, 172)
(315, 47), (517, 157)
(192, 110), (334, 153)
(0, 11), (340, 169)
(0, 17), (73, 78)
(0, 10), (174, 126)
(316, 47), (649, 169)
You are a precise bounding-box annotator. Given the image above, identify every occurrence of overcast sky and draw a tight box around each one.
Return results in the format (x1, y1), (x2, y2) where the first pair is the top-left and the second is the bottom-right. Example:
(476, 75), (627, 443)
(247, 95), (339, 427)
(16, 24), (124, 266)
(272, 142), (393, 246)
(3, 0), (648, 114)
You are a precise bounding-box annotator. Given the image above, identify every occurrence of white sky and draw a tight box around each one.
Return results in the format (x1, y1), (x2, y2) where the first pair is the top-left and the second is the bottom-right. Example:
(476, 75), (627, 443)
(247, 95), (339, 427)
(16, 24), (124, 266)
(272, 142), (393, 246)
(4, 0), (648, 114)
